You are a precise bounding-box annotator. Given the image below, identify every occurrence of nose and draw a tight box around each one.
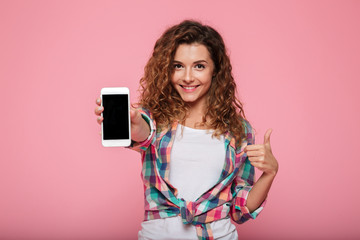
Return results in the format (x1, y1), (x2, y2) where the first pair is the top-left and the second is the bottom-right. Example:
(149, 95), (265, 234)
(183, 68), (194, 83)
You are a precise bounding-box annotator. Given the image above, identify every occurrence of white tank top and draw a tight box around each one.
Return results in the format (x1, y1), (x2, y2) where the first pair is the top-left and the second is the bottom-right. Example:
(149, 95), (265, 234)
(138, 125), (238, 240)
(169, 124), (226, 201)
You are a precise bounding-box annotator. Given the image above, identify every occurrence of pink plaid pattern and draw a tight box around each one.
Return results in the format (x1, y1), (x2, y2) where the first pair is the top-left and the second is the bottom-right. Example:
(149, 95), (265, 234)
(129, 108), (266, 239)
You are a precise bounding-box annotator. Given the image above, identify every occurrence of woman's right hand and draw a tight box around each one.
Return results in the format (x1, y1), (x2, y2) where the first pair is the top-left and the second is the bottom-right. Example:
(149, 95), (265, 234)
(95, 97), (150, 142)
(94, 98), (104, 124)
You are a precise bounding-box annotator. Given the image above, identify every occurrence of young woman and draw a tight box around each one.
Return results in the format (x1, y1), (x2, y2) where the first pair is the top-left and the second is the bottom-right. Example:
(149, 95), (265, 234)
(95, 20), (278, 240)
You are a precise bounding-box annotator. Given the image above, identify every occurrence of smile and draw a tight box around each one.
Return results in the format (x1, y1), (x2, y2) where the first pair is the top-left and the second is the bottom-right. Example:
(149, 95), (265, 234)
(179, 85), (199, 93)
(180, 85), (199, 90)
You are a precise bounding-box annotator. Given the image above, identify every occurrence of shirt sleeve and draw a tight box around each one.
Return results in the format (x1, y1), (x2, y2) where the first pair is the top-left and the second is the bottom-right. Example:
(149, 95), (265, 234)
(230, 119), (266, 224)
(126, 108), (156, 153)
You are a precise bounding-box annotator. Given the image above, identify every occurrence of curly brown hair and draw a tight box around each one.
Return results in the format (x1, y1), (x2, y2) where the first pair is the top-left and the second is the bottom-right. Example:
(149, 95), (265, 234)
(139, 20), (247, 143)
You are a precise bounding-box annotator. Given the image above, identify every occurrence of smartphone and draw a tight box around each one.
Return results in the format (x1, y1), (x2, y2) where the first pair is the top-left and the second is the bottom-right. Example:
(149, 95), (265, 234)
(101, 87), (131, 147)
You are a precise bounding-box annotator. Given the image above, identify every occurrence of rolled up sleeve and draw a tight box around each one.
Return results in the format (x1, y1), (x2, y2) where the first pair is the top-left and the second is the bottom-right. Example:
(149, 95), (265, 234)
(230, 160), (266, 223)
(127, 108), (156, 152)
(230, 119), (266, 223)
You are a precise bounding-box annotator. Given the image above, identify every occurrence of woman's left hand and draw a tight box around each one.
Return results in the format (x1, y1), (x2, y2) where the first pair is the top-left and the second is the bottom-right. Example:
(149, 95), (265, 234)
(244, 129), (279, 177)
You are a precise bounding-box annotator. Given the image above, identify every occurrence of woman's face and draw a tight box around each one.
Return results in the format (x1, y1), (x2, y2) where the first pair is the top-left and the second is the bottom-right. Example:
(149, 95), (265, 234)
(171, 43), (215, 109)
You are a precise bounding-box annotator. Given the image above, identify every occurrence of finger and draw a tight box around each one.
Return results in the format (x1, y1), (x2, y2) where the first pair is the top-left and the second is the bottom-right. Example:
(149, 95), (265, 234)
(96, 97), (101, 106)
(246, 150), (264, 157)
(249, 161), (264, 169)
(94, 106), (104, 116)
(244, 144), (265, 151)
(248, 156), (264, 162)
(97, 116), (103, 125)
(264, 128), (273, 145)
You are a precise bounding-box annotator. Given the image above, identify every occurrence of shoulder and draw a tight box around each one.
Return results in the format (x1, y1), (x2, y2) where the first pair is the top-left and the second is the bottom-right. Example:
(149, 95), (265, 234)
(136, 107), (152, 117)
(241, 118), (255, 144)
(135, 107), (156, 131)
(136, 107), (155, 122)
(241, 118), (253, 135)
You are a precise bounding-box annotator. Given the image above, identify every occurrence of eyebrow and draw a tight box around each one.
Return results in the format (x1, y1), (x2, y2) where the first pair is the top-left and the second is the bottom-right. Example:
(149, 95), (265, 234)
(173, 60), (208, 64)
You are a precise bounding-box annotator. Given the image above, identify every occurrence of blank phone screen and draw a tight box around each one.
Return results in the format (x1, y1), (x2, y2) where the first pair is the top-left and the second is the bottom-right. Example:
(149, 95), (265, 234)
(102, 94), (129, 140)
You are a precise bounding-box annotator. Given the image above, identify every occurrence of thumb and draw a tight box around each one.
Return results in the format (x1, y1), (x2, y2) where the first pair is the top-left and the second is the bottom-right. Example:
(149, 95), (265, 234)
(264, 128), (273, 146)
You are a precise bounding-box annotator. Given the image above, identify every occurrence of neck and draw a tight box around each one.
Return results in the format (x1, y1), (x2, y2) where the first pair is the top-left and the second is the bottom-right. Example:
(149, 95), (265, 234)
(184, 101), (208, 129)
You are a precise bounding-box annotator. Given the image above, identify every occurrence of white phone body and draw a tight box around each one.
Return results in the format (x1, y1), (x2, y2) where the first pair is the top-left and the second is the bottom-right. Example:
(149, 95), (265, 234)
(101, 87), (131, 147)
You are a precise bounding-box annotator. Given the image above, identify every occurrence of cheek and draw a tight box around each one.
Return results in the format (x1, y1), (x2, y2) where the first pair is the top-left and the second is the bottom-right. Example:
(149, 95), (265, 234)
(203, 74), (213, 86)
(171, 72), (179, 84)
(195, 70), (212, 83)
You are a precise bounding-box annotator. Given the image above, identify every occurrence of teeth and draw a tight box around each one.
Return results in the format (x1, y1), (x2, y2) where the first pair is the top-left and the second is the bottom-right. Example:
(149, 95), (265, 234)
(182, 86), (196, 89)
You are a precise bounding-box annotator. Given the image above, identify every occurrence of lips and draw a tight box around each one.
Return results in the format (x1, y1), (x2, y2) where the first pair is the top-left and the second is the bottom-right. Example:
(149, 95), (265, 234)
(180, 85), (199, 93)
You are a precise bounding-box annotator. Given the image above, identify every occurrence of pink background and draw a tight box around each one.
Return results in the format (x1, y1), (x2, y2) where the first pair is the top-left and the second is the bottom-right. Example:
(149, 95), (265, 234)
(1, 0), (359, 239)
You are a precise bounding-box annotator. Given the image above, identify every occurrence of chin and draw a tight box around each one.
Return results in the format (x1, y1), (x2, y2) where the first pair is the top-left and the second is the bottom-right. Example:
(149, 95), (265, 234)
(181, 97), (197, 103)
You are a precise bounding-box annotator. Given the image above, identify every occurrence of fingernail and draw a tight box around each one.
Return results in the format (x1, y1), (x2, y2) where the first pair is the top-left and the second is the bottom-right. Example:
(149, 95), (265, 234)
(96, 99), (100, 103)
(97, 117), (101, 121)
(98, 106), (103, 111)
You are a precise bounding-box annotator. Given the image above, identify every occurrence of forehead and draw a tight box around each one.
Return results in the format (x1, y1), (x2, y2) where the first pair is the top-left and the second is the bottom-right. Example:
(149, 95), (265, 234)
(173, 43), (211, 61)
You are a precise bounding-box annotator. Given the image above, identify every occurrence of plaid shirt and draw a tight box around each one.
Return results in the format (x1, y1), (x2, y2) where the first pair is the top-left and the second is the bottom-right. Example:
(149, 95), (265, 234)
(129, 108), (266, 240)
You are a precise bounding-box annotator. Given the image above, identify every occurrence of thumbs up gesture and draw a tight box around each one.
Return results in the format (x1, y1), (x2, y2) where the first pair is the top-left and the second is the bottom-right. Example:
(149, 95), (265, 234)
(244, 129), (279, 177)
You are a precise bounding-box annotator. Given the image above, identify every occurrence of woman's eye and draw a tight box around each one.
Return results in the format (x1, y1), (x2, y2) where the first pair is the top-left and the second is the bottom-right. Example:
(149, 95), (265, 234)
(195, 64), (205, 69)
(173, 64), (183, 69)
